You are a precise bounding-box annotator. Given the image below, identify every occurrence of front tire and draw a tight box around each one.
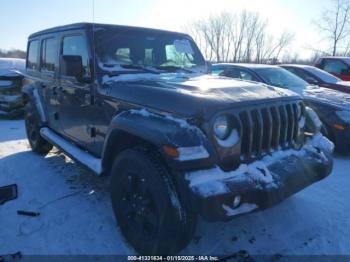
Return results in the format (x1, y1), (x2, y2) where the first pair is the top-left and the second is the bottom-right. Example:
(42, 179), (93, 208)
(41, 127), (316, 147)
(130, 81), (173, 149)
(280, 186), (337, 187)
(110, 147), (197, 254)
(24, 103), (52, 155)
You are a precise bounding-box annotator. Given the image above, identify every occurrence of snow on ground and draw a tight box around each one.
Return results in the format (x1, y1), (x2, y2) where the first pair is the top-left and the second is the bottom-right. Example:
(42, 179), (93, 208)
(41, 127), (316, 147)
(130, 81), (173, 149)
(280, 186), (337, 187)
(0, 120), (350, 256)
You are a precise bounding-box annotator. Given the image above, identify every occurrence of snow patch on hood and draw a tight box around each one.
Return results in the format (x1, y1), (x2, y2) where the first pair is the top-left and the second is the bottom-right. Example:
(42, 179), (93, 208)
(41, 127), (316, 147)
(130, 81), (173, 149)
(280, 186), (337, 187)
(129, 108), (197, 130)
(102, 72), (198, 85)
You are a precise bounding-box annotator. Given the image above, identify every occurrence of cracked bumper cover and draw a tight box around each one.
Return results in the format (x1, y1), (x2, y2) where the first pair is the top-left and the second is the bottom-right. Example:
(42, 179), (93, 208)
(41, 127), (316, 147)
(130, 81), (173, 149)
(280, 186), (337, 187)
(185, 137), (333, 222)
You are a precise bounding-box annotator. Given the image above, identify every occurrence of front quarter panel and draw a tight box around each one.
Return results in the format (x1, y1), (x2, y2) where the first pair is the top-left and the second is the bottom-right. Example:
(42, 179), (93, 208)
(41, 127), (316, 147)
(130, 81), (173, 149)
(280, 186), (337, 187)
(101, 109), (217, 172)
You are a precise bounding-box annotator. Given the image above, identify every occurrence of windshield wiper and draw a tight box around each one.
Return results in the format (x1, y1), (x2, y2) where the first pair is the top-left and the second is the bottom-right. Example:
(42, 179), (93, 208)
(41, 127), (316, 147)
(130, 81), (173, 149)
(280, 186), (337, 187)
(120, 64), (161, 73)
(105, 64), (161, 76)
(153, 65), (194, 73)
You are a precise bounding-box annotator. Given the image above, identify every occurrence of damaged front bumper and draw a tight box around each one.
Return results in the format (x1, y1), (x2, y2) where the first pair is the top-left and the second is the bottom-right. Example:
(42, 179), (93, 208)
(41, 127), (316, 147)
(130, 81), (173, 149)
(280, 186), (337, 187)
(185, 134), (334, 222)
(0, 94), (24, 119)
(0, 77), (24, 119)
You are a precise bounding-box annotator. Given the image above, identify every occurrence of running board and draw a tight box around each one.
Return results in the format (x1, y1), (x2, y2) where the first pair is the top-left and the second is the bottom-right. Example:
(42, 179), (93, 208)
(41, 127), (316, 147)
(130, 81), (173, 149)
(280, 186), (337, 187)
(40, 128), (102, 175)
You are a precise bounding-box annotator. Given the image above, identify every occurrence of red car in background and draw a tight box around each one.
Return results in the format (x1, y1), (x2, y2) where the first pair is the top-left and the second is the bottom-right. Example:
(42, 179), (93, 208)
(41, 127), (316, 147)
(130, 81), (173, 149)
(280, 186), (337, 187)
(315, 57), (350, 81)
(281, 64), (350, 94)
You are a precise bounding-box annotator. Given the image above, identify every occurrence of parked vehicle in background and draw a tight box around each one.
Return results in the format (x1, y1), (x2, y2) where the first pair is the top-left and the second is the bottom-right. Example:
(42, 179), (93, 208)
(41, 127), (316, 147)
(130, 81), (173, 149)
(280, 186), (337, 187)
(213, 63), (350, 154)
(0, 58), (25, 119)
(281, 64), (350, 94)
(315, 57), (350, 81)
(23, 23), (333, 254)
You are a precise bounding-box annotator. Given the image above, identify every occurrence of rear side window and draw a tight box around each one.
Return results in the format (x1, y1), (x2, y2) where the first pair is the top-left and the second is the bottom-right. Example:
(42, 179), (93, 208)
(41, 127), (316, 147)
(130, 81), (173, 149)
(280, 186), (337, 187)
(62, 35), (89, 76)
(27, 40), (39, 70)
(41, 38), (57, 72)
(287, 68), (318, 84)
(223, 68), (258, 81)
(323, 59), (348, 74)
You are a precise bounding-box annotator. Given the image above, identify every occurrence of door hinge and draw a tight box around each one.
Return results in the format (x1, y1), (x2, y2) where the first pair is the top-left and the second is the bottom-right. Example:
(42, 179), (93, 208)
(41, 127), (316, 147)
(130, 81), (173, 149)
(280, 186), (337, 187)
(53, 112), (59, 120)
(90, 127), (96, 138)
(90, 94), (95, 105)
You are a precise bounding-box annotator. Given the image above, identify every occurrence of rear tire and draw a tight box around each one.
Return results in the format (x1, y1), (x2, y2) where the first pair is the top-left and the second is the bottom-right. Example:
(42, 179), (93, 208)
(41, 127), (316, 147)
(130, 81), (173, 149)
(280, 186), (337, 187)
(110, 147), (197, 255)
(24, 103), (52, 155)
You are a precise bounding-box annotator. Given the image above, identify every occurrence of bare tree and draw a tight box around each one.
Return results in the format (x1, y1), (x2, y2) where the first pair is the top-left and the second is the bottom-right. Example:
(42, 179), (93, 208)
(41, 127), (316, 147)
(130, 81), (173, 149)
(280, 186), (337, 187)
(316, 0), (350, 56)
(0, 49), (26, 59)
(184, 11), (294, 63)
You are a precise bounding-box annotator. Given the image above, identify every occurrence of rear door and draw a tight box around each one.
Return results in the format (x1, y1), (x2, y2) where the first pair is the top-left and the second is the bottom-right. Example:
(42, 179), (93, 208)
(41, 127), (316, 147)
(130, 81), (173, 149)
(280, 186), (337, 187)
(40, 37), (61, 132)
(57, 32), (95, 149)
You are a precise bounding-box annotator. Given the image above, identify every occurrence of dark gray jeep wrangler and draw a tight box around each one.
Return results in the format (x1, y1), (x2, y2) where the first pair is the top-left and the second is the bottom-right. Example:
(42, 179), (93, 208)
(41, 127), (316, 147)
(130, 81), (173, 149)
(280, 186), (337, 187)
(23, 23), (333, 254)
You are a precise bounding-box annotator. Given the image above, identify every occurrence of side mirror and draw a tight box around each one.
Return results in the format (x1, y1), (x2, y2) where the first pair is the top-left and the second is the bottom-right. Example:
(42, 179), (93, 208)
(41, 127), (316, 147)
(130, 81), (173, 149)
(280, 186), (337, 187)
(60, 55), (83, 80)
(308, 78), (319, 85)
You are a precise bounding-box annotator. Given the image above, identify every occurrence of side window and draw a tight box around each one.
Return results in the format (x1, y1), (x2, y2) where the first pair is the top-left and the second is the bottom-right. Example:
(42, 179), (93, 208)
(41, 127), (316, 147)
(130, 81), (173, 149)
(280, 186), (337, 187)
(240, 70), (258, 81)
(225, 68), (257, 81)
(289, 68), (318, 84)
(41, 38), (57, 72)
(323, 59), (348, 74)
(62, 35), (90, 76)
(212, 66), (225, 75)
(225, 68), (241, 78)
(27, 40), (39, 70)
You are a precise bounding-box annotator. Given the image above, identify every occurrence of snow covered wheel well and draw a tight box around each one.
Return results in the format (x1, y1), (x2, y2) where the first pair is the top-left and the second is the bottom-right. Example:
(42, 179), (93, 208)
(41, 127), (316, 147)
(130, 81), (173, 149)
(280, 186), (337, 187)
(102, 130), (164, 176)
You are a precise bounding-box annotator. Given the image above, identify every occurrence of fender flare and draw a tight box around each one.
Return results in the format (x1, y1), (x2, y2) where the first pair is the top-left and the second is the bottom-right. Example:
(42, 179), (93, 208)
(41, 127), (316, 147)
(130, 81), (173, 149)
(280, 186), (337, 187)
(101, 110), (216, 172)
(22, 84), (47, 125)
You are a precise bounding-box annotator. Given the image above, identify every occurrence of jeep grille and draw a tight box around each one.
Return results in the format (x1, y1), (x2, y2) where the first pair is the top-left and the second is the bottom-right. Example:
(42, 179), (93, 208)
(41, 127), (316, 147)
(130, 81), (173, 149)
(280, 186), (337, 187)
(239, 102), (302, 161)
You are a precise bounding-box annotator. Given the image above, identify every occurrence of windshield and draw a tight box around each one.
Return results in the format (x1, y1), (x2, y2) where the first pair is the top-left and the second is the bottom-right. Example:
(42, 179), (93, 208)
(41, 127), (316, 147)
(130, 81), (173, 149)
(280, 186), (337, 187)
(304, 66), (340, 83)
(94, 29), (206, 73)
(255, 67), (308, 93)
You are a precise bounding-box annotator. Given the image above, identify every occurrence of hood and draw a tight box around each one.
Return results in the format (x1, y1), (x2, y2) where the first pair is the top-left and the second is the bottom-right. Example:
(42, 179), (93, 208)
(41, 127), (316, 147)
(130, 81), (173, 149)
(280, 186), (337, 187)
(0, 69), (23, 79)
(303, 86), (350, 110)
(103, 74), (300, 119)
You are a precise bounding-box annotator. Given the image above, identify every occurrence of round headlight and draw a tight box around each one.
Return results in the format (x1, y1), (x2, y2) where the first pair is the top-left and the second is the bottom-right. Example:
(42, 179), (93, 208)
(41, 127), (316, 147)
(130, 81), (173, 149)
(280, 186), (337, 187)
(213, 115), (230, 140)
(305, 107), (322, 134)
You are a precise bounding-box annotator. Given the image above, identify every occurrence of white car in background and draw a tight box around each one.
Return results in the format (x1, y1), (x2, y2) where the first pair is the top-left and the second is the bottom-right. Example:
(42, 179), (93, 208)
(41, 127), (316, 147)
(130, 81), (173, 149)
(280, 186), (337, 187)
(0, 58), (25, 119)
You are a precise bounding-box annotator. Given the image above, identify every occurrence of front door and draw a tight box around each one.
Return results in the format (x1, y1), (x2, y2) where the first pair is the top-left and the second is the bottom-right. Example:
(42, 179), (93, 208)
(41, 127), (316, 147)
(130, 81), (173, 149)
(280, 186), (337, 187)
(58, 33), (95, 149)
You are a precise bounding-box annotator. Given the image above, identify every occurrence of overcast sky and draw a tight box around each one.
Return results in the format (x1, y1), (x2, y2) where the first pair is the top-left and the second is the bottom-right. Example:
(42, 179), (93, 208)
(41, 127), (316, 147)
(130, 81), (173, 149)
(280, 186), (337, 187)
(0, 0), (331, 59)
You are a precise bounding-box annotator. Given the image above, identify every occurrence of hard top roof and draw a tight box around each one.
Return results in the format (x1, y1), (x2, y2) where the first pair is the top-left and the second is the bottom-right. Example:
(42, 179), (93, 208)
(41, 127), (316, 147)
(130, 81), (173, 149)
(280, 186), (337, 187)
(29, 22), (188, 39)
